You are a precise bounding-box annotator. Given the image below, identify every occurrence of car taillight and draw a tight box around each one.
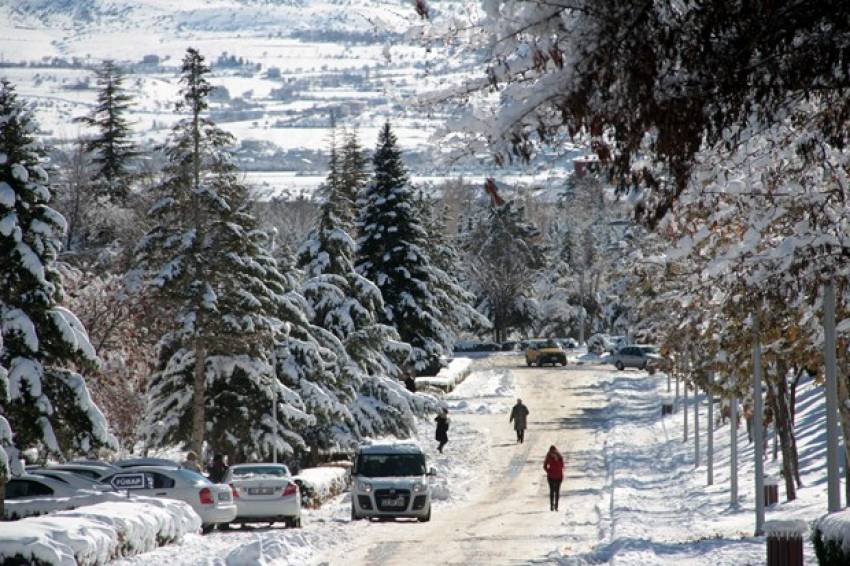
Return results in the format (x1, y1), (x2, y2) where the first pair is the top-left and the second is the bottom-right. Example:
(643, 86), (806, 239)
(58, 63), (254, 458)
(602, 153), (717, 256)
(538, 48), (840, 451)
(282, 483), (297, 497)
(229, 483), (239, 499)
(199, 487), (214, 505)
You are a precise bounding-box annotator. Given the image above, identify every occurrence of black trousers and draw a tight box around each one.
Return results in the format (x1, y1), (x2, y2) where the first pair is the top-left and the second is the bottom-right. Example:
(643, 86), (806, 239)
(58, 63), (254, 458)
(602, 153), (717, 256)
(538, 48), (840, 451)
(547, 478), (562, 510)
(516, 428), (525, 443)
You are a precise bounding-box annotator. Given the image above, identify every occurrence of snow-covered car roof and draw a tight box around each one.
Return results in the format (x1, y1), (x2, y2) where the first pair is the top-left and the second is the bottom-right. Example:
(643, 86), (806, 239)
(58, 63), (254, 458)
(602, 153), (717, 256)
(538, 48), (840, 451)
(356, 441), (423, 455)
(114, 457), (181, 468)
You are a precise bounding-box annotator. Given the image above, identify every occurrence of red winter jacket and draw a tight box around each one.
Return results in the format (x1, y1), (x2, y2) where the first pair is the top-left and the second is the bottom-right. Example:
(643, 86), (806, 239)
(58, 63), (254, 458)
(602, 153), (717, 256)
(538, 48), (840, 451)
(544, 452), (564, 481)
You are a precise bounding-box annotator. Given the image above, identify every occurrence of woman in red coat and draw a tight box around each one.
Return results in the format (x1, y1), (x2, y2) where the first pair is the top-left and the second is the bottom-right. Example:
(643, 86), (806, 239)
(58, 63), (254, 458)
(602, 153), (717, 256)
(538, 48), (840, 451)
(543, 445), (565, 511)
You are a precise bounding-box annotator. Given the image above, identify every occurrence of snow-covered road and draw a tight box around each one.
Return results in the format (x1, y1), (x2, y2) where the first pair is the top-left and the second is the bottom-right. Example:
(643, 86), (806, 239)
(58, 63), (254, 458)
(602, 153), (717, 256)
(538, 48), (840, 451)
(113, 357), (804, 565)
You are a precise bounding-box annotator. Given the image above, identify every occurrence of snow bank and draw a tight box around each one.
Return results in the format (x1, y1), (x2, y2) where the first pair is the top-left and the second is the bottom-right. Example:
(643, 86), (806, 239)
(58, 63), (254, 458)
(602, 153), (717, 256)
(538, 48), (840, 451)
(0, 496), (200, 565)
(813, 510), (850, 552)
(415, 357), (473, 392)
(223, 533), (312, 566)
(295, 465), (349, 508)
(4, 490), (129, 520)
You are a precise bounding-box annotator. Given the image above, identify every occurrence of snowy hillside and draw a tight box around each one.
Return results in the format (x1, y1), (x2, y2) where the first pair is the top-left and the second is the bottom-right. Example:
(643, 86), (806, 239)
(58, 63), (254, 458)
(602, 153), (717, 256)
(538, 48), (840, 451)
(0, 0), (576, 198)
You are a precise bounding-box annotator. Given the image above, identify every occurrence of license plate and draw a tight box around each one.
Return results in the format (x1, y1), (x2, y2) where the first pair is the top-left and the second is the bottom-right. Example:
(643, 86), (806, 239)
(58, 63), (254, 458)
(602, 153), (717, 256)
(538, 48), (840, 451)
(248, 487), (274, 495)
(382, 497), (405, 507)
(218, 492), (230, 501)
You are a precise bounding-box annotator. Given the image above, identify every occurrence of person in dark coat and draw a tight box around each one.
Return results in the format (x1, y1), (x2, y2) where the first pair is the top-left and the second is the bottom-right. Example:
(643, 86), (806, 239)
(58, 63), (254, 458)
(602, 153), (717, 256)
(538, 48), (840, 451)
(435, 408), (450, 453)
(509, 399), (530, 443)
(543, 445), (565, 511)
(207, 453), (229, 483)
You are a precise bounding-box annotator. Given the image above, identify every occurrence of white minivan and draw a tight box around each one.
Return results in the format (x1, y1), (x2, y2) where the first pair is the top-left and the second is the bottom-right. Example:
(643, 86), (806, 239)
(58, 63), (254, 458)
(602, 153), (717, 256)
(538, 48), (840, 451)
(350, 442), (434, 522)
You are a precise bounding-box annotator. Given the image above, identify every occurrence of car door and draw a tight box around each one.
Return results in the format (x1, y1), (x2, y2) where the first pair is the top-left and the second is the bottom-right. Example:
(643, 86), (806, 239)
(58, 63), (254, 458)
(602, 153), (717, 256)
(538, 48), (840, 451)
(622, 347), (638, 367)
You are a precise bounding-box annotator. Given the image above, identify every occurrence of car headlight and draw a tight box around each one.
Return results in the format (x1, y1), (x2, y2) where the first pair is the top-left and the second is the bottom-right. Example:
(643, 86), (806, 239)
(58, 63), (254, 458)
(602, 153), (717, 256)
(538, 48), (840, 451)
(412, 482), (427, 493)
(358, 481), (373, 493)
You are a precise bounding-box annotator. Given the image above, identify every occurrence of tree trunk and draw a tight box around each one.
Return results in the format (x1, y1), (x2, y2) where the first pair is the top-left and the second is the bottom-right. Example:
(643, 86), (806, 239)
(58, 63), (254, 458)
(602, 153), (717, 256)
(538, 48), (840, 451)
(771, 359), (797, 501)
(192, 342), (206, 458)
(730, 394), (739, 507)
(0, 477), (5, 520)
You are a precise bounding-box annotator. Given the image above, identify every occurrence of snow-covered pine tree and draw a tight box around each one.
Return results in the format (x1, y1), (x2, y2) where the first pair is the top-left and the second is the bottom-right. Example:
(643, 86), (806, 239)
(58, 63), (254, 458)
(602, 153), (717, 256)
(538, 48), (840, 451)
(356, 122), (452, 375)
(135, 50), (311, 462)
(272, 240), (361, 457)
(339, 129), (369, 233)
(0, 80), (115, 469)
(298, 133), (434, 441)
(417, 193), (490, 337)
(74, 61), (138, 202)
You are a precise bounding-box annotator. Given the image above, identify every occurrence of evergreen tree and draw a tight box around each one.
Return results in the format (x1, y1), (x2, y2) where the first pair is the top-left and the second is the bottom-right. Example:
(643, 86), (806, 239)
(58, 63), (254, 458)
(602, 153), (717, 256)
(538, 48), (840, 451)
(339, 129), (369, 232)
(356, 123), (452, 375)
(298, 135), (434, 439)
(135, 50), (310, 461)
(418, 194), (490, 337)
(75, 61), (138, 201)
(0, 81), (114, 475)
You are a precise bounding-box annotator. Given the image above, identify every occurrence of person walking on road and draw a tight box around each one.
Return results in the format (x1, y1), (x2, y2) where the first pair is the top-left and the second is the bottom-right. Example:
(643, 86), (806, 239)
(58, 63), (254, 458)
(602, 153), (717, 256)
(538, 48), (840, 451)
(510, 399), (530, 443)
(544, 445), (565, 511)
(435, 408), (450, 453)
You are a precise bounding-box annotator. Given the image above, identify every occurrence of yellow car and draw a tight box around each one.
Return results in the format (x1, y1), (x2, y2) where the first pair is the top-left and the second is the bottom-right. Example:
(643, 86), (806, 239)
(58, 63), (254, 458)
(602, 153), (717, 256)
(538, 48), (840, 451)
(525, 339), (567, 367)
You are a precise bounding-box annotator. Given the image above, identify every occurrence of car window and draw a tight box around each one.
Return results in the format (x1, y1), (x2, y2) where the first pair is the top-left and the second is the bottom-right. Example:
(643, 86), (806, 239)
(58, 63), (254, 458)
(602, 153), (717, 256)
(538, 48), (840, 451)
(232, 465), (290, 477)
(542, 340), (559, 348)
(149, 472), (176, 489)
(37, 473), (69, 484)
(6, 479), (54, 499)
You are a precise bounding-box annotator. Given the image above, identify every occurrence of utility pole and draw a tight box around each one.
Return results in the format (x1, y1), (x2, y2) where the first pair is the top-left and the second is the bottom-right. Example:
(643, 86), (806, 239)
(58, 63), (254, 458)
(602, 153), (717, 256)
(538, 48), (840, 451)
(730, 390), (738, 507)
(753, 315), (765, 536)
(707, 374), (714, 486)
(694, 380), (700, 467)
(683, 351), (689, 443)
(824, 280), (841, 513)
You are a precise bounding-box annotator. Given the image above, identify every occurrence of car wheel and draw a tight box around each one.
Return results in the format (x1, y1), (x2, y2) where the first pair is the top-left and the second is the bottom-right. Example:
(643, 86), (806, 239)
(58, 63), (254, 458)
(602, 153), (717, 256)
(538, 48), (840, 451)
(641, 361), (647, 370)
(418, 505), (431, 523)
(526, 359), (532, 367)
(295, 517), (302, 528)
(219, 523), (231, 531)
(201, 523), (214, 535)
(537, 359), (544, 367)
(615, 361), (624, 371)
(649, 367), (657, 375)
(351, 505), (361, 521)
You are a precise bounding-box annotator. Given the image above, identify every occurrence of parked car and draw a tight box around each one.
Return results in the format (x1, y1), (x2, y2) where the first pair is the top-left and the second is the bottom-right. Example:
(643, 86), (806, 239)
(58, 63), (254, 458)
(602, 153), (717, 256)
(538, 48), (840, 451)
(25, 468), (100, 490)
(223, 463), (301, 528)
(350, 442), (434, 522)
(609, 345), (663, 372)
(501, 341), (519, 352)
(114, 457), (181, 469)
(38, 463), (118, 481)
(99, 466), (237, 533)
(525, 339), (567, 367)
(4, 473), (89, 501)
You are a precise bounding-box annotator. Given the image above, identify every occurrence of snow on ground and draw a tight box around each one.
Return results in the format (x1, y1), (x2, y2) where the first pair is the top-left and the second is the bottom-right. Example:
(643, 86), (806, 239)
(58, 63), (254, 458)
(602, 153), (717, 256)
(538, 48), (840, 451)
(551, 368), (830, 565)
(0, 496), (200, 565)
(444, 367), (515, 415)
(112, 365), (505, 566)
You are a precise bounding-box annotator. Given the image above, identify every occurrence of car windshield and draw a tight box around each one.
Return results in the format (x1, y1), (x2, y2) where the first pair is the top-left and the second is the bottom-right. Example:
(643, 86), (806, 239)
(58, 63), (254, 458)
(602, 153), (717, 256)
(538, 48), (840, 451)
(357, 454), (426, 477)
(536, 340), (558, 348)
(232, 465), (290, 477)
